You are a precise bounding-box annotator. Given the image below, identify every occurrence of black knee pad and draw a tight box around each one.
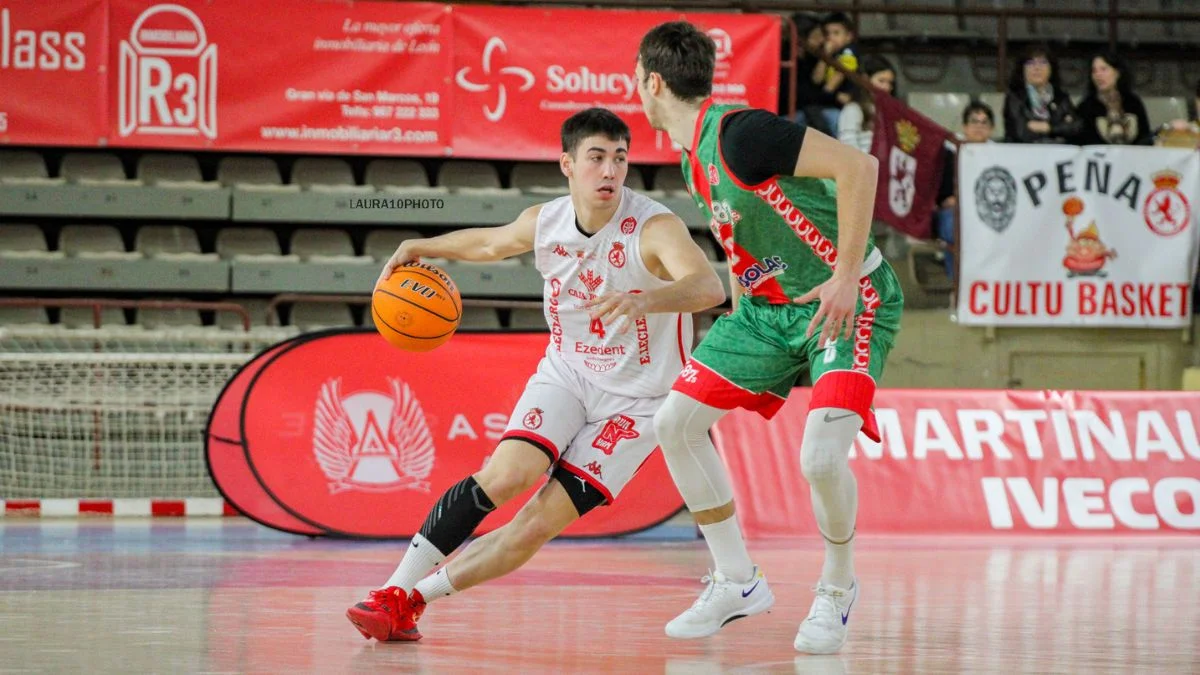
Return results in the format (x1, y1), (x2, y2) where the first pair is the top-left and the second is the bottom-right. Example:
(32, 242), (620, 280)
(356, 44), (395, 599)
(551, 467), (607, 517)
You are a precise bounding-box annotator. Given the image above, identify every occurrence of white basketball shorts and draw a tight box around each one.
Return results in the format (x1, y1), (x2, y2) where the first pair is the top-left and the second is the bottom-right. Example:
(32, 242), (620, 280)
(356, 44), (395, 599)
(501, 351), (664, 504)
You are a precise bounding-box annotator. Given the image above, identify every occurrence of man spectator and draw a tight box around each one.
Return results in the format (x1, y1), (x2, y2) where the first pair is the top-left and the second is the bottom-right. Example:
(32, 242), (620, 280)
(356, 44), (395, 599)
(785, 12), (839, 135)
(935, 101), (996, 279)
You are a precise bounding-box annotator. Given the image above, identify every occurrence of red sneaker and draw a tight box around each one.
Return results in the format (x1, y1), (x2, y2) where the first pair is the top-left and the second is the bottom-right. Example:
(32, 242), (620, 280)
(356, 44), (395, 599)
(346, 587), (422, 642)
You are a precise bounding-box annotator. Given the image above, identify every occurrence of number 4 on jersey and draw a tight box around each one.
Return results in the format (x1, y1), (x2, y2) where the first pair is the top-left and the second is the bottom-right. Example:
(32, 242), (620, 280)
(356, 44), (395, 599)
(589, 317), (606, 339)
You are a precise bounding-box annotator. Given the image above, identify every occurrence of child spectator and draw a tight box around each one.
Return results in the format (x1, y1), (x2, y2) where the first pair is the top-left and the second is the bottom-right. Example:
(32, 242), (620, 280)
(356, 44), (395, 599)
(816, 12), (860, 135)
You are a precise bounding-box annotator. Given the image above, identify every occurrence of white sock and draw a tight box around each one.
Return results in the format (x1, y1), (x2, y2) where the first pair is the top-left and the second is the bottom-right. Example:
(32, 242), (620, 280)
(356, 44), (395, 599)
(698, 516), (754, 583)
(821, 530), (855, 589)
(383, 533), (445, 592)
(414, 567), (458, 603)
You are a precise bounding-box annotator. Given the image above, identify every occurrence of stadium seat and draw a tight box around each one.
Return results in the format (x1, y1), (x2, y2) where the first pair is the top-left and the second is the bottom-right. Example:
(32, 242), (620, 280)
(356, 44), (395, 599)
(437, 161), (516, 194)
(135, 225), (214, 259)
(217, 298), (278, 330)
(460, 307), (502, 330)
(652, 168), (689, 196)
(365, 159), (444, 193)
(290, 302), (355, 330)
(136, 303), (204, 330)
(1034, 0), (1107, 42)
(0, 150), (59, 185)
(692, 234), (721, 261)
(908, 92), (973, 132)
(137, 154), (208, 186)
(217, 156), (295, 191)
(60, 306), (133, 330)
(59, 225), (139, 260)
(216, 227), (292, 261)
(290, 228), (371, 263)
(891, 0), (969, 38)
(291, 158), (372, 193)
(365, 229), (424, 262)
(0, 306), (50, 327)
(511, 162), (568, 195)
(508, 308), (547, 330)
(61, 153), (141, 186)
(1143, 96), (1189, 129)
(0, 225), (62, 259)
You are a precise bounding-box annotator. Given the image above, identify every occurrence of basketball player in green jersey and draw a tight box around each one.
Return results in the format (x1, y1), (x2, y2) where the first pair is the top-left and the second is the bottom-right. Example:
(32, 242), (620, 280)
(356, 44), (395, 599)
(635, 21), (904, 654)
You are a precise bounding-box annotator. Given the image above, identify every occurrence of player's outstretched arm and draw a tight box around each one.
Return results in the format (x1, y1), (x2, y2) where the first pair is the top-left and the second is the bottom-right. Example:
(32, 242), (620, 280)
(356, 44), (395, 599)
(791, 127), (879, 344)
(586, 213), (725, 332)
(375, 205), (540, 288)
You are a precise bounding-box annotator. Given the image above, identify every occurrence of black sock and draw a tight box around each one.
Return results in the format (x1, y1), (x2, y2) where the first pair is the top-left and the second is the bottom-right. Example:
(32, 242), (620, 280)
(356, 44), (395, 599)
(418, 476), (497, 555)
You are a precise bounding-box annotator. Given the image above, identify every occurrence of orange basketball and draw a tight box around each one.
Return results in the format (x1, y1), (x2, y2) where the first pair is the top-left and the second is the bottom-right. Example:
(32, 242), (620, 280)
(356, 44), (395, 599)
(372, 261), (462, 352)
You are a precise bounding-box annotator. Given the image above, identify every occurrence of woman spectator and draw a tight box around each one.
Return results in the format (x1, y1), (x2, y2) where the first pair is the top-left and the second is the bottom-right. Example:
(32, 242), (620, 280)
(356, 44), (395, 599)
(786, 12), (839, 135)
(1003, 44), (1081, 143)
(1075, 52), (1152, 145)
(836, 55), (897, 153)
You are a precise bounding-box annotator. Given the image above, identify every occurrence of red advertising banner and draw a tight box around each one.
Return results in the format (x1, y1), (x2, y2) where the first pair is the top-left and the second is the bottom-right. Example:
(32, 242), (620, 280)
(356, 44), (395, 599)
(0, 0), (108, 146)
(230, 330), (683, 539)
(450, 6), (779, 162)
(713, 389), (1200, 537)
(106, 0), (450, 155)
(869, 92), (952, 239)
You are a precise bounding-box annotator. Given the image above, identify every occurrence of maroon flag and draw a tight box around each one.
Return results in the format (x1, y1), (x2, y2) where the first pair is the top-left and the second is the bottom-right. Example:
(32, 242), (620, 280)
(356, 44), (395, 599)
(869, 92), (953, 239)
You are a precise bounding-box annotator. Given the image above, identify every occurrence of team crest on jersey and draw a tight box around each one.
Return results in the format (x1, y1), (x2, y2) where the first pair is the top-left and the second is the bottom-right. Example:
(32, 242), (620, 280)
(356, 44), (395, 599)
(608, 242), (627, 268)
(620, 217), (637, 235)
(707, 164), (720, 185)
(592, 415), (640, 455)
(312, 377), (434, 494)
(522, 407), (544, 430)
(578, 269), (604, 294)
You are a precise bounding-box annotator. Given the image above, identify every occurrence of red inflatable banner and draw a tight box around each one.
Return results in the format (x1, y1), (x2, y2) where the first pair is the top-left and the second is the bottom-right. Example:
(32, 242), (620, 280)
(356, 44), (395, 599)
(450, 6), (779, 162)
(107, 0), (450, 155)
(0, 0), (108, 145)
(712, 389), (1200, 536)
(210, 330), (684, 538)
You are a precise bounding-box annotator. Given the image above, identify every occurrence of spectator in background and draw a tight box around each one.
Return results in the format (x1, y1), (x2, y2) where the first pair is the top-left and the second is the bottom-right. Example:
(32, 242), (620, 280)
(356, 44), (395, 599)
(786, 12), (839, 135)
(836, 55), (897, 153)
(935, 101), (996, 279)
(1167, 77), (1200, 131)
(1076, 52), (1152, 145)
(1003, 44), (1081, 144)
(816, 12), (860, 134)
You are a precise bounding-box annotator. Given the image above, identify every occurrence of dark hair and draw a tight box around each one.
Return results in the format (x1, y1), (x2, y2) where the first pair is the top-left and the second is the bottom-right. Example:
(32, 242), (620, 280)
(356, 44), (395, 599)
(560, 108), (631, 155)
(961, 100), (996, 126)
(637, 22), (715, 102)
(792, 12), (824, 41)
(1007, 43), (1063, 93)
(851, 54), (897, 130)
(1190, 78), (1200, 121)
(1085, 51), (1136, 100)
(821, 11), (856, 35)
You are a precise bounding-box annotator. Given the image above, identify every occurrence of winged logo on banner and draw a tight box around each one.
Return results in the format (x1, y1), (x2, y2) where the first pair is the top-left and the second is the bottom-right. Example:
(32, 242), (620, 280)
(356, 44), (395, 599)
(312, 377), (435, 494)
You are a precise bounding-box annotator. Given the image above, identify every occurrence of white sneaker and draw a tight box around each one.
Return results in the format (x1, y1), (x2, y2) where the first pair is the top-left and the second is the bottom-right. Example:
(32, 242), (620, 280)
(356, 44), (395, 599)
(793, 579), (858, 654)
(665, 566), (774, 639)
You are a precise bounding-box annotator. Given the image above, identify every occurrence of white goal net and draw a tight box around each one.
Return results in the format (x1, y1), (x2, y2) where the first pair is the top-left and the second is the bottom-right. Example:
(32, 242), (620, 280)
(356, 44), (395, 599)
(0, 327), (293, 499)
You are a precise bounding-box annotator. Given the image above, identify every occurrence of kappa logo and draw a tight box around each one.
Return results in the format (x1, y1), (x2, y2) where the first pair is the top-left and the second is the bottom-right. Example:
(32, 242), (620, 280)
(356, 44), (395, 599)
(455, 36), (535, 122)
(584, 461), (604, 478)
(118, 4), (217, 139)
(523, 407), (544, 430)
(578, 269), (604, 294)
(312, 377), (435, 494)
(608, 242), (627, 268)
(553, 244), (570, 258)
(591, 415), (640, 455)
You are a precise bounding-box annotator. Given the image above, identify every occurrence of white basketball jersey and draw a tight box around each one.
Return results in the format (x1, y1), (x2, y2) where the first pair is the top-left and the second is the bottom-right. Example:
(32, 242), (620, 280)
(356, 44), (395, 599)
(534, 187), (693, 398)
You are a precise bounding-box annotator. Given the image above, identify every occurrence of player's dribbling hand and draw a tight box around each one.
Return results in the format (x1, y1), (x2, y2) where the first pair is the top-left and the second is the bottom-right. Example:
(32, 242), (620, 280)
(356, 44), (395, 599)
(375, 244), (420, 291)
(584, 292), (650, 336)
(794, 275), (858, 345)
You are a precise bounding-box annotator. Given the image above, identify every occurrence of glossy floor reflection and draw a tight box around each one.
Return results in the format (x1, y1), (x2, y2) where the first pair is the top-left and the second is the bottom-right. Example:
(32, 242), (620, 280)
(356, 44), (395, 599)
(1, 520), (1198, 674)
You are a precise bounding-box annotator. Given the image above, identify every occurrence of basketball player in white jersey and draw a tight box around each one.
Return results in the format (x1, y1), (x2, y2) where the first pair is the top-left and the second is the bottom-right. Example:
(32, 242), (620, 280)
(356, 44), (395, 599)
(346, 107), (726, 642)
